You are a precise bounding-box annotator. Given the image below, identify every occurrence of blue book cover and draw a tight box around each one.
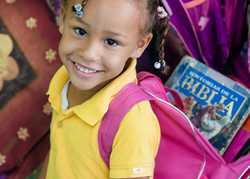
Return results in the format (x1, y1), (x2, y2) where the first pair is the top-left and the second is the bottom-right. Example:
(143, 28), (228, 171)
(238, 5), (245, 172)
(166, 56), (250, 154)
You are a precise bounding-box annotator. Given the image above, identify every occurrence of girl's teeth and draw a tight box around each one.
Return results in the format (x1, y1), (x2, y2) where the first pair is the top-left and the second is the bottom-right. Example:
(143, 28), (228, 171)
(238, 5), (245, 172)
(75, 63), (97, 73)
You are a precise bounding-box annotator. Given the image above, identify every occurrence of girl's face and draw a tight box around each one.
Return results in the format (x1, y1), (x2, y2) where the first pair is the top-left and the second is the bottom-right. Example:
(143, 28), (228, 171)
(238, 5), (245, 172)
(59, 0), (152, 92)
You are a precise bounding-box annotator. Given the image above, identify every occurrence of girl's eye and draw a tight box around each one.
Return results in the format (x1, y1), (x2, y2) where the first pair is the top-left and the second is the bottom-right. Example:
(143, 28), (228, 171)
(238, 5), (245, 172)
(73, 27), (87, 37)
(104, 38), (119, 47)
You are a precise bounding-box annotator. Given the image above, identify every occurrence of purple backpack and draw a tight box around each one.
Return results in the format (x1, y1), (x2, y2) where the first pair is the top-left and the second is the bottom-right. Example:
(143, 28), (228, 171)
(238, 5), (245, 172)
(164, 0), (229, 71)
(98, 72), (250, 179)
(162, 0), (250, 88)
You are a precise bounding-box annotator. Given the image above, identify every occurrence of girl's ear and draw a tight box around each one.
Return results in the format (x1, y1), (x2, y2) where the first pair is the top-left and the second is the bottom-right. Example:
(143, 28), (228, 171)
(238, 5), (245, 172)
(132, 32), (153, 58)
(59, 22), (64, 34)
(58, 7), (65, 34)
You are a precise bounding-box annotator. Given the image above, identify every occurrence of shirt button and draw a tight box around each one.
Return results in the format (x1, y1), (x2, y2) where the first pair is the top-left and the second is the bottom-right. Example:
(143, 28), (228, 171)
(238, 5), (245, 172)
(57, 122), (63, 128)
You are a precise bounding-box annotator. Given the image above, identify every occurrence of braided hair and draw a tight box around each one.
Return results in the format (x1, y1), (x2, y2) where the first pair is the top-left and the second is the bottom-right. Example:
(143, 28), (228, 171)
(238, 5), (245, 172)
(145, 0), (170, 75)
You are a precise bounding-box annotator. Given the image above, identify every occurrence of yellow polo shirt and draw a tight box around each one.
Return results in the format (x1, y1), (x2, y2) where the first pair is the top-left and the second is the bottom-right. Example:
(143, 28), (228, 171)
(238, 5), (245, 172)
(46, 59), (160, 179)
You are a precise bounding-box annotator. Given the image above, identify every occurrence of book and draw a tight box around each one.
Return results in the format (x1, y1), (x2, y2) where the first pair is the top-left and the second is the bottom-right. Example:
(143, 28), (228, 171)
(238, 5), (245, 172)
(165, 56), (250, 155)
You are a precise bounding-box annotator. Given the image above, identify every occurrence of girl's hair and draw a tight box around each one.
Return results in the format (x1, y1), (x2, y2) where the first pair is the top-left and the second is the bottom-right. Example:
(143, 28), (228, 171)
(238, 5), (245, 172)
(62, 0), (67, 7)
(145, 0), (170, 75)
(62, 0), (169, 74)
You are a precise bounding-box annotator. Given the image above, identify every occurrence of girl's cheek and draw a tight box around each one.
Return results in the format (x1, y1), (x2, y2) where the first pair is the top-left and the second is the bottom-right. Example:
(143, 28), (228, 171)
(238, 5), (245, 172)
(60, 37), (76, 53)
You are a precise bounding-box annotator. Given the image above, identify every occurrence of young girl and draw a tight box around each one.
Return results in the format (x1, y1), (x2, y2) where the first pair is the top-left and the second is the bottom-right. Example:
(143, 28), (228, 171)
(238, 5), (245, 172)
(42, 0), (169, 178)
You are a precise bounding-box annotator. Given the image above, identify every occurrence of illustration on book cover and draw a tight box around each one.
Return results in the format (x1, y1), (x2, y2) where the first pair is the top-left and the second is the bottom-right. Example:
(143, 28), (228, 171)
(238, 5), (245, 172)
(166, 56), (250, 155)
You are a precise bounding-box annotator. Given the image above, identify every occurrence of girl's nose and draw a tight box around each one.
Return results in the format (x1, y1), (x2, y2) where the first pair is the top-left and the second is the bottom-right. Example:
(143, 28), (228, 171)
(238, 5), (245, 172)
(79, 39), (102, 62)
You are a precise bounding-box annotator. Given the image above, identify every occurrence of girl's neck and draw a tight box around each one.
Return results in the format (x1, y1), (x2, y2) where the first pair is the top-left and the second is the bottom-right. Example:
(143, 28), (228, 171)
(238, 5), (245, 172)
(67, 81), (109, 108)
(67, 83), (96, 108)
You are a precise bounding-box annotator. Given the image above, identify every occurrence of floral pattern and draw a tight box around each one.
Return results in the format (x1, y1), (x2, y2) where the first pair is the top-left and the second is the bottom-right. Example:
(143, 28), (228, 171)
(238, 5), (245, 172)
(43, 102), (52, 116)
(0, 153), (6, 166)
(17, 127), (30, 141)
(45, 49), (57, 63)
(26, 17), (38, 29)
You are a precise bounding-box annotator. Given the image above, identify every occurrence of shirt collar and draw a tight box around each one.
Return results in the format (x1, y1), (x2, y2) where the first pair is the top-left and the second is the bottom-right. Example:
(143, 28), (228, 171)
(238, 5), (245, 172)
(47, 66), (69, 111)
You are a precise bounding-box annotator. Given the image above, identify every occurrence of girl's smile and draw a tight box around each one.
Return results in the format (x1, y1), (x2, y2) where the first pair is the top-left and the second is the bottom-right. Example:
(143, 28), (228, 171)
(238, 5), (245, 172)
(69, 57), (105, 78)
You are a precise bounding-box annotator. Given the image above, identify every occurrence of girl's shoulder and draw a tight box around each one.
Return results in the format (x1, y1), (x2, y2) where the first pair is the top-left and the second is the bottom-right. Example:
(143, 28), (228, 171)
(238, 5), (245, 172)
(118, 100), (160, 135)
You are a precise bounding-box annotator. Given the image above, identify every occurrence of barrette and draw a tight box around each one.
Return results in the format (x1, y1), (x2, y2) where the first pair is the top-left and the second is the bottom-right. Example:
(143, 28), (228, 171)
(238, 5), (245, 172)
(157, 6), (168, 19)
(72, 0), (88, 18)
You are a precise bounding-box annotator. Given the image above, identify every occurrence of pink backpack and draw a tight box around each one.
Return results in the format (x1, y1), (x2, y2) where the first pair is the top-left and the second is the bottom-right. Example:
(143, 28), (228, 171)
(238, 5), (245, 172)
(98, 72), (250, 179)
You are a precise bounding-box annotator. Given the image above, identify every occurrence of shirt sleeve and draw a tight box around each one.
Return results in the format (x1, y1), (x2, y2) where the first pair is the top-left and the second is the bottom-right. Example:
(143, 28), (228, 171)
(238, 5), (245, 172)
(109, 101), (160, 178)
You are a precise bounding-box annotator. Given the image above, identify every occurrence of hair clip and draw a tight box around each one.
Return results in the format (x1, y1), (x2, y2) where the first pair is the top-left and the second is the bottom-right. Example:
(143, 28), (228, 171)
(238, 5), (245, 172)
(72, 3), (84, 17)
(157, 6), (168, 19)
(72, 1), (88, 18)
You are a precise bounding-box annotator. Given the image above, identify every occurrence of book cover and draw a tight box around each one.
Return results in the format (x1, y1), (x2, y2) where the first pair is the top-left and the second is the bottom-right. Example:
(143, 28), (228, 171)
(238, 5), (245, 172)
(166, 56), (250, 154)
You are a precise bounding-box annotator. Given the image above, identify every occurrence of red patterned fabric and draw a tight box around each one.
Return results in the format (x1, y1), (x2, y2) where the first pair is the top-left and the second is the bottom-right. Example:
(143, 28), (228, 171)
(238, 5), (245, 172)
(0, 0), (60, 178)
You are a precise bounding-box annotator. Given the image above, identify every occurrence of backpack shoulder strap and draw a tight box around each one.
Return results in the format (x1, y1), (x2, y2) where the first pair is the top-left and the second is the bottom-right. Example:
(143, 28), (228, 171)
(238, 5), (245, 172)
(98, 83), (154, 167)
(98, 71), (182, 167)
